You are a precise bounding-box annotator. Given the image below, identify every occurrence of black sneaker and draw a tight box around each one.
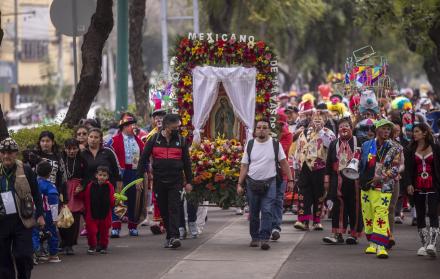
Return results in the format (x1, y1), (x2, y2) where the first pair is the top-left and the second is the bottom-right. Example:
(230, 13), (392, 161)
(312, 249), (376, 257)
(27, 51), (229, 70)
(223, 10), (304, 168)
(65, 246), (75, 255)
(271, 230), (281, 241)
(345, 236), (358, 245)
(170, 238), (181, 249)
(87, 247), (96, 255)
(261, 241), (271, 250)
(249, 240), (259, 247)
(100, 249), (107, 254)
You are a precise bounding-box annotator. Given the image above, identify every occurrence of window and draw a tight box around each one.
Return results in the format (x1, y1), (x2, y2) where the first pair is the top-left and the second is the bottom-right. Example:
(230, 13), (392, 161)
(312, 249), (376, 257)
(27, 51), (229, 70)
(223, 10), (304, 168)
(21, 39), (48, 61)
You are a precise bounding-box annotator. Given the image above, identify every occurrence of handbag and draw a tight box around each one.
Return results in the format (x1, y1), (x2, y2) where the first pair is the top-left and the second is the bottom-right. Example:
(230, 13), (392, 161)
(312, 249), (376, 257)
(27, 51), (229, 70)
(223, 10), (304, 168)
(246, 176), (270, 195)
(57, 206), (74, 228)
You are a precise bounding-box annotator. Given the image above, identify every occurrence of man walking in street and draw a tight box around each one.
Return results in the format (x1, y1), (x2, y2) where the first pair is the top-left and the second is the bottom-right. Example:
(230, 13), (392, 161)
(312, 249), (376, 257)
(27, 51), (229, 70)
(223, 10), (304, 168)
(0, 138), (45, 279)
(137, 114), (192, 248)
(237, 119), (294, 250)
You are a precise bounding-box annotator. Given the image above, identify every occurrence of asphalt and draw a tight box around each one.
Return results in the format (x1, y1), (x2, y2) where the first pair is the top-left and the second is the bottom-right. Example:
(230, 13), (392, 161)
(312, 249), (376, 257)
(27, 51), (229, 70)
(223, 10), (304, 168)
(32, 210), (439, 279)
(276, 216), (439, 279)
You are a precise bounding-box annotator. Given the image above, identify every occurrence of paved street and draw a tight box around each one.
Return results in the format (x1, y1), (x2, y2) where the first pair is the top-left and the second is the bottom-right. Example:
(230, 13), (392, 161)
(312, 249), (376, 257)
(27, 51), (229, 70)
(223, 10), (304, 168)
(33, 209), (438, 279)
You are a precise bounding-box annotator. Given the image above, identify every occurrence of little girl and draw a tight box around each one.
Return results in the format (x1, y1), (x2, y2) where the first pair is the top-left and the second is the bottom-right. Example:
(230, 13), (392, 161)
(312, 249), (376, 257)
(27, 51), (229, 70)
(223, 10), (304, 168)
(59, 138), (85, 255)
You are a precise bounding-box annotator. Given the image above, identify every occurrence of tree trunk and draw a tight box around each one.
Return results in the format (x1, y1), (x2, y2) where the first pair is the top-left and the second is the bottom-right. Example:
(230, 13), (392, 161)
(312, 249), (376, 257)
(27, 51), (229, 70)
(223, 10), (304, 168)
(62, 0), (114, 127)
(206, 0), (234, 34)
(129, 0), (150, 123)
(0, 104), (8, 140)
(0, 12), (3, 47)
(428, 10), (440, 97)
(0, 12), (8, 140)
(423, 52), (440, 97)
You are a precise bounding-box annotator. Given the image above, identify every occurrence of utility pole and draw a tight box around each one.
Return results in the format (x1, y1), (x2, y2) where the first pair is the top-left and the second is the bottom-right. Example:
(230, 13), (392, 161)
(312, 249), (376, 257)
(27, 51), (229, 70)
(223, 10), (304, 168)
(116, 0), (128, 113)
(160, 0), (199, 76)
(14, 0), (19, 103)
(160, 0), (168, 76)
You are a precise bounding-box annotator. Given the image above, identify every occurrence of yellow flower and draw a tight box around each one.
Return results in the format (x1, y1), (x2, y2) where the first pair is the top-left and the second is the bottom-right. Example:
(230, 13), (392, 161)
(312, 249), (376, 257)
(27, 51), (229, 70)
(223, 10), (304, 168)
(181, 130), (189, 137)
(183, 93), (192, 103)
(237, 48), (244, 56)
(216, 47), (224, 57)
(191, 46), (199, 55)
(182, 75), (192, 86)
(255, 114), (263, 121)
(257, 73), (266, 81)
(182, 111), (191, 125)
(256, 95), (265, 103)
(257, 56), (263, 62)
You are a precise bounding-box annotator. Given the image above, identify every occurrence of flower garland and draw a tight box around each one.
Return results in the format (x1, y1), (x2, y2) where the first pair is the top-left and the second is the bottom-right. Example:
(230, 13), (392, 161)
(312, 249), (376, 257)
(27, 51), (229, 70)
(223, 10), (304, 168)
(170, 36), (278, 139)
(187, 137), (245, 209)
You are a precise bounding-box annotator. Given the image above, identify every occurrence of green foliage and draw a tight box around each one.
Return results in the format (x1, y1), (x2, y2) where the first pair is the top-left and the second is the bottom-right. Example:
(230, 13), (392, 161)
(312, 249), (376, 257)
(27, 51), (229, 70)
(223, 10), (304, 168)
(9, 124), (73, 151)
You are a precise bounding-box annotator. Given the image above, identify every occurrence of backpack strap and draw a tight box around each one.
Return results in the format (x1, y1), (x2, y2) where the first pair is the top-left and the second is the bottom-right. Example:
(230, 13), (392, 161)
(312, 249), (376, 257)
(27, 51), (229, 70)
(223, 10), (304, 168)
(246, 139), (255, 165)
(273, 138), (280, 165)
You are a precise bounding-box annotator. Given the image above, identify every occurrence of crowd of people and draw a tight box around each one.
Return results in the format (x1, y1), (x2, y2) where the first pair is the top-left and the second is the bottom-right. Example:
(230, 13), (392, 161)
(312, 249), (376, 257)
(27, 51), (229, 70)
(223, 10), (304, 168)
(1, 83), (440, 278)
(259, 85), (440, 258)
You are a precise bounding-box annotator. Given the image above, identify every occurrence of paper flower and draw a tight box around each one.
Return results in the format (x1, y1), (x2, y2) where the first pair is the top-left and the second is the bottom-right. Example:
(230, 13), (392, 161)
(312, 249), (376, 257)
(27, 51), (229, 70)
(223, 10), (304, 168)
(182, 76), (192, 86)
(183, 93), (192, 103)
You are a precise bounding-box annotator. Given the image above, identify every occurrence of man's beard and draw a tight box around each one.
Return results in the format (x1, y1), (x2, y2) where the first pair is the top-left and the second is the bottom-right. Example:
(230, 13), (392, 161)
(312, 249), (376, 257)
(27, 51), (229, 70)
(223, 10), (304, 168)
(258, 135), (266, 140)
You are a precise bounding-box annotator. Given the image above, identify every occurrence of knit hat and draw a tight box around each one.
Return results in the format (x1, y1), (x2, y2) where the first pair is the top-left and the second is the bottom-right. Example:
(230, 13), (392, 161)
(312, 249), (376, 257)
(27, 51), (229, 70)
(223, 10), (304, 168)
(359, 90), (379, 114)
(375, 119), (394, 129)
(0, 137), (19, 152)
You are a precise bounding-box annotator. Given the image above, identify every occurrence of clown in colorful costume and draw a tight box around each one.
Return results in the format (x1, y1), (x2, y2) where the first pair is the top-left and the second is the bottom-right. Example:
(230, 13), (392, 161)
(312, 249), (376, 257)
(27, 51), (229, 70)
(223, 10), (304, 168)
(323, 118), (363, 245)
(293, 113), (335, 231)
(107, 112), (145, 237)
(359, 119), (402, 258)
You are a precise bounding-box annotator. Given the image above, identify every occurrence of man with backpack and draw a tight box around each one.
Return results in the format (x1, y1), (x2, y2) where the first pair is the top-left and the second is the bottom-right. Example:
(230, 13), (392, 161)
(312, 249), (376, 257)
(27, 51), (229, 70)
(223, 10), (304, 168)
(137, 114), (192, 249)
(237, 119), (294, 250)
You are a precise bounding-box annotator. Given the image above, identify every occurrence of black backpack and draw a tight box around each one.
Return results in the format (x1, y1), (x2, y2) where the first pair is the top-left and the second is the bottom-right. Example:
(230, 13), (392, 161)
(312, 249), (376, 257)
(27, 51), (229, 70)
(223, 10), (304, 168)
(246, 138), (283, 185)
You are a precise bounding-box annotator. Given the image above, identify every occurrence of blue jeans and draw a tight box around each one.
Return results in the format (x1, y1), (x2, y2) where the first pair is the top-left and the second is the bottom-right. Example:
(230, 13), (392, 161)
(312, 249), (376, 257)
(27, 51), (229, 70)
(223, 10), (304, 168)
(246, 177), (276, 241)
(272, 179), (286, 231)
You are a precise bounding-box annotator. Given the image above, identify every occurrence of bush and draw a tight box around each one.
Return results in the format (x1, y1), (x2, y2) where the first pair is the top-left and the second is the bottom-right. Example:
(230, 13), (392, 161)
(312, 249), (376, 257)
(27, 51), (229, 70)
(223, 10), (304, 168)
(10, 124), (73, 151)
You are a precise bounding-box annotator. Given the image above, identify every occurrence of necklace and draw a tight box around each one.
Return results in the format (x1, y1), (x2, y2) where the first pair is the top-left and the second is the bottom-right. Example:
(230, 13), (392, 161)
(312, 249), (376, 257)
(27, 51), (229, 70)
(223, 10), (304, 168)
(66, 156), (76, 179)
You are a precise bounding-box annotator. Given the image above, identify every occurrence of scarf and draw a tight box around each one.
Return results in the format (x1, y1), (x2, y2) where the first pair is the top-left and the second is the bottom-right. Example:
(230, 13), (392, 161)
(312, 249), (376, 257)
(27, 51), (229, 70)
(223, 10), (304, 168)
(90, 181), (110, 220)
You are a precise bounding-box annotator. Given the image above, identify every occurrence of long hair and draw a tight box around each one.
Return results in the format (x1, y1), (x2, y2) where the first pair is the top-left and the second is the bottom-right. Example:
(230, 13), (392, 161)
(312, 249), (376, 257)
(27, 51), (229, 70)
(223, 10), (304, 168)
(37, 131), (59, 154)
(410, 122), (435, 152)
(87, 128), (104, 147)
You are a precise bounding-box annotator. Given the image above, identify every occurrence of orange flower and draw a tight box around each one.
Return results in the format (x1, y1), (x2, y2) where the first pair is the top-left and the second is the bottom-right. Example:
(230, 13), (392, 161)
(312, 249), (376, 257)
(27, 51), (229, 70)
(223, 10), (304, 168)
(214, 173), (225, 183)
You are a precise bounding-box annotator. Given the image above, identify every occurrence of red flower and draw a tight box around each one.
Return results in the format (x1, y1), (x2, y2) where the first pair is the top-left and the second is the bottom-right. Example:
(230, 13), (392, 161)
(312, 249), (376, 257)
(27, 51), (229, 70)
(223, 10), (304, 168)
(180, 38), (190, 48)
(256, 41), (265, 49)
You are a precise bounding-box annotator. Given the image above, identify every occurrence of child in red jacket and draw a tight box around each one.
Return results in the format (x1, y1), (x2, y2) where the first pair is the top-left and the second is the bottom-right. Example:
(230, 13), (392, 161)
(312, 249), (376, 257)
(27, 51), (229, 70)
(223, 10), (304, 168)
(76, 166), (115, 254)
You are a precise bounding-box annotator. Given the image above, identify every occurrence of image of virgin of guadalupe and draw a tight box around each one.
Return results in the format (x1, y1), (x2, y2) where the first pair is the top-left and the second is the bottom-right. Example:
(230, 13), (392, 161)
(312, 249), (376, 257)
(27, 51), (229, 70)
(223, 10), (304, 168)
(214, 97), (235, 139)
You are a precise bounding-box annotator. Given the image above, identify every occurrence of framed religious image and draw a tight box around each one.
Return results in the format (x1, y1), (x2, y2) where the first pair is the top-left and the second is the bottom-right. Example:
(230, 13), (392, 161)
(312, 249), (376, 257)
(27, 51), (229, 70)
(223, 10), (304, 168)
(209, 94), (241, 140)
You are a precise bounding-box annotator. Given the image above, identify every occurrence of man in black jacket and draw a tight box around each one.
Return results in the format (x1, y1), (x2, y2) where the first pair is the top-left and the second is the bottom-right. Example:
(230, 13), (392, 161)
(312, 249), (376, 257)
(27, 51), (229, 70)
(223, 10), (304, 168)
(0, 138), (45, 279)
(137, 114), (192, 248)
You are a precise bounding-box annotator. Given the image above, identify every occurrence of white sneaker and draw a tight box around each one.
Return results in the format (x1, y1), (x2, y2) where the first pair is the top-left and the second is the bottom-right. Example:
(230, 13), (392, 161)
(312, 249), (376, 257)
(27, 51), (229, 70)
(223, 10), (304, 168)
(235, 208), (244, 215)
(417, 246), (428, 256)
(394, 216), (403, 224)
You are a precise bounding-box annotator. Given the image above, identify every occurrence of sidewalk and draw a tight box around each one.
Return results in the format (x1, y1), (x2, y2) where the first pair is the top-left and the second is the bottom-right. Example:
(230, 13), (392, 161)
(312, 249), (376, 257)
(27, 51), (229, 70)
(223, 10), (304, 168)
(160, 214), (305, 279)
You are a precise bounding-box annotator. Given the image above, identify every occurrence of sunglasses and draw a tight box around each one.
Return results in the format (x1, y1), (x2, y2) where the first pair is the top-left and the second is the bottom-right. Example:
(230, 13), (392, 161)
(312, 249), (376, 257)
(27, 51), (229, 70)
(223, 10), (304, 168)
(77, 132), (87, 136)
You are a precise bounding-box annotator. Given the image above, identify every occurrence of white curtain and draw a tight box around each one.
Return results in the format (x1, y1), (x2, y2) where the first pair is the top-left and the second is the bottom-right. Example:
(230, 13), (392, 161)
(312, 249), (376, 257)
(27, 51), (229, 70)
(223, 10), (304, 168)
(192, 66), (257, 143)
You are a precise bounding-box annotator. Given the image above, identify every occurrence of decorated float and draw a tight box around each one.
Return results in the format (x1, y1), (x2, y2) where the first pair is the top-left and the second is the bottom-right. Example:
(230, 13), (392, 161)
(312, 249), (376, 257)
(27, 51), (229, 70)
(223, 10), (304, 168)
(169, 33), (280, 208)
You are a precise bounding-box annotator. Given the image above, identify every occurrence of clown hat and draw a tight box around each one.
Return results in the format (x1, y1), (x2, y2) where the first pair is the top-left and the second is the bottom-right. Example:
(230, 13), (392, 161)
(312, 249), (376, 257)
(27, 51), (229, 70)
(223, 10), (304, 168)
(298, 100), (314, 114)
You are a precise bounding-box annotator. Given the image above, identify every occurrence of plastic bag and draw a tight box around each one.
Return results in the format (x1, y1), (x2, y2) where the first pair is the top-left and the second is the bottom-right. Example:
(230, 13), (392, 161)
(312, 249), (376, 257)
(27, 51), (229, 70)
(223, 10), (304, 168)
(57, 205), (74, 228)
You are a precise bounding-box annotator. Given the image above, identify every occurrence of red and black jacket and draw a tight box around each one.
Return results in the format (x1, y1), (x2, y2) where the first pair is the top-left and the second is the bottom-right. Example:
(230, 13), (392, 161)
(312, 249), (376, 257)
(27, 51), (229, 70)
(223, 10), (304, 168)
(137, 131), (192, 185)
